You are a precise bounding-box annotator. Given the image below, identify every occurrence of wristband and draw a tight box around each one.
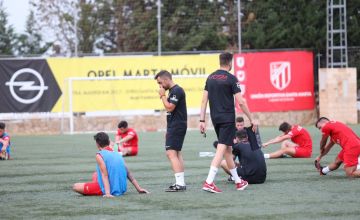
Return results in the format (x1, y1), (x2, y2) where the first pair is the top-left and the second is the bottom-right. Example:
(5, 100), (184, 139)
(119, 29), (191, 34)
(160, 95), (165, 99)
(199, 120), (205, 122)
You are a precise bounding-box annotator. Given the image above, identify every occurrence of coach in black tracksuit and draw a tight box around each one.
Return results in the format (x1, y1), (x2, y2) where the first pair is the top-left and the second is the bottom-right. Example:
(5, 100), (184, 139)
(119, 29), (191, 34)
(155, 70), (187, 192)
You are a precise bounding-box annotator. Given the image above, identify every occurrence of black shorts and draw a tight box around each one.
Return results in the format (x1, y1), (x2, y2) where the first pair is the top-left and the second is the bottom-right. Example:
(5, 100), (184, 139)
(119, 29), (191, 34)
(165, 126), (187, 151)
(214, 122), (236, 146)
(237, 167), (266, 184)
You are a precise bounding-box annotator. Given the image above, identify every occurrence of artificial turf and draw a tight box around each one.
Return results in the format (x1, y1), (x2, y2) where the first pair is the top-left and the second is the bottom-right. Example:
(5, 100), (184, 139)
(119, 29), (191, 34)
(1, 125), (360, 220)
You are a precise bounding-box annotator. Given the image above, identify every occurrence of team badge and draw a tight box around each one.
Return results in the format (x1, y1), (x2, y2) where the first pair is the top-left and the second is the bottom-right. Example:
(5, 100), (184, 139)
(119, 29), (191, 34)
(269, 62), (291, 91)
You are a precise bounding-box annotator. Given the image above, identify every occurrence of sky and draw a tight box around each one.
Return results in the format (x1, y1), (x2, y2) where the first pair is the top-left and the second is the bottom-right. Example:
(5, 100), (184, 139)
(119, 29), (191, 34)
(3, 0), (30, 33)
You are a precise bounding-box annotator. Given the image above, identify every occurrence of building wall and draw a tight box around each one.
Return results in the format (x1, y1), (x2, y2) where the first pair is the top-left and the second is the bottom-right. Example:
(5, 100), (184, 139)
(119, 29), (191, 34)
(319, 68), (357, 124)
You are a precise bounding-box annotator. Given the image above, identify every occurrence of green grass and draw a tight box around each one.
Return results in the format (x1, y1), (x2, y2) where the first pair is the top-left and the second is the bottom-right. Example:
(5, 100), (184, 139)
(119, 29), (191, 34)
(1, 125), (360, 220)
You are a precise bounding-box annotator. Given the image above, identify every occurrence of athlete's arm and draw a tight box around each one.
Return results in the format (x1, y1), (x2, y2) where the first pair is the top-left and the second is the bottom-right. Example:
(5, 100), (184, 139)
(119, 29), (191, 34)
(96, 154), (113, 197)
(160, 96), (176, 112)
(316, 139), (335, 162)
(319, 134), (329, 151)
(118, 134), (134, 144)
(262, 134), (291, 147)
(125, 165), (149, 194)
(234, 93), (256, 131)
(199, 91), (209, 134)
(159, 86), (176, 112)
(115, 134), (121, 144)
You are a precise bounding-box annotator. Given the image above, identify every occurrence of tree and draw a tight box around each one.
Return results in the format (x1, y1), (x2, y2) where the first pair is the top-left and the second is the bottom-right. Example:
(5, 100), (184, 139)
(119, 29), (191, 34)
(241, 0), (327, 51)
(161, 0), (228, 51)
(30, 0), (77, 56)
(0, 0), (15, 56)
(13, 11), (52, 56)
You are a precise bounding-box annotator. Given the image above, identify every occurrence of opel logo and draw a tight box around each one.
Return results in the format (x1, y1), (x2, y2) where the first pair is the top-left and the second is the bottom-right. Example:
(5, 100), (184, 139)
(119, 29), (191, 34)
(5, 68), (49, 104)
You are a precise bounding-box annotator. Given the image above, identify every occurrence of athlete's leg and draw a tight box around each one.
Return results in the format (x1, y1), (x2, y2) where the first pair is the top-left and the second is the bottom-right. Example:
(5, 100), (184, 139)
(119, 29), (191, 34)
(73, 183), (85, 194)
(210, 143), (227, 167)
(224, 146), (236, 170)
(177, 151), (185, 172)
(166, 149), (186, 188)
(166, 149), (183, 173)
(344, 166), (360, 178)
(122, 147), (131, 156)
(328, 156), (343, 171)
(268, 140), (297, 158)
(343, 147), (360, 178)
(220, 159), (231, 175)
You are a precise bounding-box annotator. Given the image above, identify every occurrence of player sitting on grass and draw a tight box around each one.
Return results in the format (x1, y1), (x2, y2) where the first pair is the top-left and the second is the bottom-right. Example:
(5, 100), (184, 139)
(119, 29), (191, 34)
(115, 121), (139, 156)
(73, 132), (149, 197)
(219, 129), (266, 184)
(314, 117), (360, 178)
(0, 122), (11, 160)
(262, 122), (312, 159)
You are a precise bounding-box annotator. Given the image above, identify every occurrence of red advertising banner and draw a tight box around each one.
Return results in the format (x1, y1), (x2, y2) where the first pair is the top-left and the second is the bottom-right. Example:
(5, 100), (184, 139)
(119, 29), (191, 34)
(234, 51), (314, 112)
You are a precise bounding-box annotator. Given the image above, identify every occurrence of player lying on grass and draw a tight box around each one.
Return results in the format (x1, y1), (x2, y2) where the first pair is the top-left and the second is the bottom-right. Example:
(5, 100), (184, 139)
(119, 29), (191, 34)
(262, 122), (312, 159)
(73, 132), (149, 197)
(0, 122), (11, 160)
(314, 117), (360, 178)
(218, 129), (266, 184)
(114, 121), (139, 156)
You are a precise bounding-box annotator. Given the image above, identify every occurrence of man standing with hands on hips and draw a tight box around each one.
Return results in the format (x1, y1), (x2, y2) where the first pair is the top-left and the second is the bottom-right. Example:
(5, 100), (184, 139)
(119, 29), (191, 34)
(155, 70), (188, 192)
(200, 52), (256, 193)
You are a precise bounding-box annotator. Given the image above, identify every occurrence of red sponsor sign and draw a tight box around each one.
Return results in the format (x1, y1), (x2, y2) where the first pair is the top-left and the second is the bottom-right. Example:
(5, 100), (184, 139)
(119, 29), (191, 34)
(234, 51), (314, 112)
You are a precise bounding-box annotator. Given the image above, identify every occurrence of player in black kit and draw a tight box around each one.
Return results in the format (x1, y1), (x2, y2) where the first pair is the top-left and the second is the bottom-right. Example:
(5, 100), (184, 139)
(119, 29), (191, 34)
(155, 70), (187, 192)
(200, 52), (256, 193)
(222, 129), (267, 184)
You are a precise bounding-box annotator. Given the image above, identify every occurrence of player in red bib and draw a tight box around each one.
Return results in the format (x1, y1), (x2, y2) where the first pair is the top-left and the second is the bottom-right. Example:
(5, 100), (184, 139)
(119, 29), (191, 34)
(315, 117), (360, 178)
(115, 121), (139, 156)
(262, 122), (312, 159)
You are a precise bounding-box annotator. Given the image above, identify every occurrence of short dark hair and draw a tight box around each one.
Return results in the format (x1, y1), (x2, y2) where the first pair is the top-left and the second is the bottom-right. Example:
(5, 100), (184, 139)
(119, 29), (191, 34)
(279, 122), (292, 133)
(154, 70), (172, 80)
(93, 132), (110, 148)
(0, 122), (5, 130)
(236, 129), (248, 140)
(118, 121), (128, 129)
(315, 117), (330, 128)
(219, 52), (233, 67)
(236, 117), (244, 123)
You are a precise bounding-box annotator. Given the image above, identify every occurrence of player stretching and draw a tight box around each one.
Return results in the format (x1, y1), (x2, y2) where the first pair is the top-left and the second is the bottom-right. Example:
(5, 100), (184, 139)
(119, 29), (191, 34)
(200, 52), (254, 193)
(73, 132), (148, 197)
(262, 122), (312, 159)
(0, 122), (11, 160)
(220, 129), (267, 184)
(155, 70), (187, 192)
(115, 121), (139, 156)
(315, 117), (360, 178)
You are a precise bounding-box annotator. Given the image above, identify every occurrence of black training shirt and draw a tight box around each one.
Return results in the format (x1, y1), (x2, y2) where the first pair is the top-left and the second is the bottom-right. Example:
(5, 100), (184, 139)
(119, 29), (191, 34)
(232, 141), (267, 178)
(205, 70), (241, 124)
(167, 84), (187, 128)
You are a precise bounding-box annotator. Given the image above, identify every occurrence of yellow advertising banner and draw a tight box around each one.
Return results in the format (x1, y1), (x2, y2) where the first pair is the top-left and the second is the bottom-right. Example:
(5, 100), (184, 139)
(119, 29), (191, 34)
(47, 54), (219, 112)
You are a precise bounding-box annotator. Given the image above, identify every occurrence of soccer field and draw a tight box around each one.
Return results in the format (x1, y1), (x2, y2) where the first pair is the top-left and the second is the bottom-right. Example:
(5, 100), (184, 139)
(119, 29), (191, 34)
(1, 125), (360, 220)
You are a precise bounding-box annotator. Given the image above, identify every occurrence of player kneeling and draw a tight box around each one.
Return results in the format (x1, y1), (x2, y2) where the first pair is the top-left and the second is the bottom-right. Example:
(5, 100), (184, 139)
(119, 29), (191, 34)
(314, 117), (360, 178)
(73, 132), (149, 197)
